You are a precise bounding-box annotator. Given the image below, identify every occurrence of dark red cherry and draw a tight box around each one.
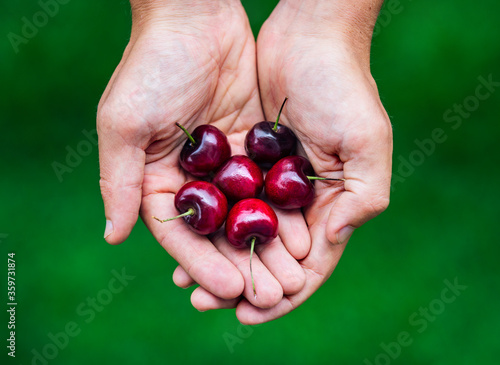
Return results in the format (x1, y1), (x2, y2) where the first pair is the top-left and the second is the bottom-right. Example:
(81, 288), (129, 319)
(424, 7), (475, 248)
(153, 181), (228, 235)
(225, 199), (279, 249)
(225, 198), (279, 297)
(212, 155), (264, 202)
(265, 156), (344, 209)
(245, 98), (297, 168)
(177, 123), (231, 177)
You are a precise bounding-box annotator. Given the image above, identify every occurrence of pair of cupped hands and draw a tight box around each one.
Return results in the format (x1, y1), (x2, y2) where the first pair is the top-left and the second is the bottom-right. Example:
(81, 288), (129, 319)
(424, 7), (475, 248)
(97, 1), (392, 324)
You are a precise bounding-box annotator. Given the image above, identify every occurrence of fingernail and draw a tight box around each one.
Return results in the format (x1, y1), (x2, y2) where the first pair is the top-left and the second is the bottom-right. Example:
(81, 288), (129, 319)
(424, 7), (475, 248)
(104, 220), (113, 239)
(336, 226), (354, 245)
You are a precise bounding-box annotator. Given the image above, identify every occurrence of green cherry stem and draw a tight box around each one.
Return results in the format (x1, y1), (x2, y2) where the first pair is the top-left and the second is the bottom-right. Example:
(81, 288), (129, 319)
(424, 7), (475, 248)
(249, 236), (257, 298)
(272, 97), (288, 132)
(176, 123), (196, 145)
(152, 208), (195, 223)
(307, 176), (346, 182)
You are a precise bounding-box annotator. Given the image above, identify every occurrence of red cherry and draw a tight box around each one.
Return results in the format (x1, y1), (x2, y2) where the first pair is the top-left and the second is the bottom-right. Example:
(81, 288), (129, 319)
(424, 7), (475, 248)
(265, 156), (344, 209)
(153, 181), (228, 235)
(177, 123), (231, 177)
(212, 155), (264, 202)
(225, 198), (278, 297)
(245, 98), (297, 168)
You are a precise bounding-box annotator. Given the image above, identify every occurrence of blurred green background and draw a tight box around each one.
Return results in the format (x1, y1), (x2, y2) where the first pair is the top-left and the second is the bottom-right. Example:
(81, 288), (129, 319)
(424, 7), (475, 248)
(1, 0), (499, 364)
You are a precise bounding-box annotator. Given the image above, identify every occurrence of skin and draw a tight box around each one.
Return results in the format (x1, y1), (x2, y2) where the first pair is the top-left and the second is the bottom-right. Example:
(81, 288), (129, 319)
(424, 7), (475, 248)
(98, 0), (391, 324)
(97, 0), (309, 310)
(178, 0), (393, 324)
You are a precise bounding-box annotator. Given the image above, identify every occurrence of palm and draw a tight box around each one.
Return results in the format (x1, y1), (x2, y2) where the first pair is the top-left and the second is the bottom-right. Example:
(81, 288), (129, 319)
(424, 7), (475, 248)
(257, 33), (357, 231)
(137, 14), (268, 301)
(137, 22), (263, 196)
(231, 14), (392, 323)
(99, 6), (310, 308)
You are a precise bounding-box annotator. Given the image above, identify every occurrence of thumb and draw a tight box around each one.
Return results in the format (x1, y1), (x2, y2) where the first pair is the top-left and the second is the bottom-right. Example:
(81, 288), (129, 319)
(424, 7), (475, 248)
(97, 115), (146, 245)
(326, 139), (392, 245)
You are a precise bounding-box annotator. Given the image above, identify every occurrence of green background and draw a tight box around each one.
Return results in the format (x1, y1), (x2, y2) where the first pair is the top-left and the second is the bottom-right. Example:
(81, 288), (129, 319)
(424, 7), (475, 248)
(1, 0), (499, 364)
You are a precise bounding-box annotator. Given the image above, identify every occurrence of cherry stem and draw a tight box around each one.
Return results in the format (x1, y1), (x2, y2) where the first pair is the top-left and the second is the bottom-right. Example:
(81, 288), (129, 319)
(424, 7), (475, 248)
(307, 176), (345, 182)
(272, 97), (288, 132)
(249, 236), (257, 299)
(152, 208), (195, 223)
(176, 123), (196, 145)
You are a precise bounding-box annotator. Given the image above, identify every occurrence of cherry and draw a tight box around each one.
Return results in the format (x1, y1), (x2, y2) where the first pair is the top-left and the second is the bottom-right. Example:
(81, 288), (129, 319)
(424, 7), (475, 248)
(212, 155), (264, 202)
(245, 98), (297, 168)
(152, 181), (228, 235)
(177, 123), (231, 177)
(225, 198), (279, 297)
(265, 156), (345, 209)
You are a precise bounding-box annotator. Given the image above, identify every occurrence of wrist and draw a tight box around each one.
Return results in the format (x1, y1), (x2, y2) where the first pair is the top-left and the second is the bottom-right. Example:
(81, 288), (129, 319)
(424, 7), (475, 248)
(130, 0), (241, 31)
(275, 0), (384, 63)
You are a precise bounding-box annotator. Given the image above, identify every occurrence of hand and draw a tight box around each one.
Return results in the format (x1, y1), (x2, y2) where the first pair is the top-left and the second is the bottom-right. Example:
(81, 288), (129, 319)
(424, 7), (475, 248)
(231, 1), (392, 323)
(97, 1), (309, 308)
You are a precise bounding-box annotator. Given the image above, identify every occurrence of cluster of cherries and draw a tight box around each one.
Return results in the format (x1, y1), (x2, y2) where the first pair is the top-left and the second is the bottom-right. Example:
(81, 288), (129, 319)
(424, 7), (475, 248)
(153, 99), (343, 296)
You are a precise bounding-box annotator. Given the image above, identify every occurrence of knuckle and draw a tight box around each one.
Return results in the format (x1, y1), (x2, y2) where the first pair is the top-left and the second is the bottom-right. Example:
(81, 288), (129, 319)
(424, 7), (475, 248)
(258, 289), (282, 309)
(347, 131), (372, 153)
(99, 176), (111, 194)
(96, 102), (114, 128)
(99, 177), (115, 202)
(365, 193), (390, 217)
(99, 176), (142, 197)
(97, 102), (149, 142)
(343, 109), (393, 153)
(282, 271), (305, 295)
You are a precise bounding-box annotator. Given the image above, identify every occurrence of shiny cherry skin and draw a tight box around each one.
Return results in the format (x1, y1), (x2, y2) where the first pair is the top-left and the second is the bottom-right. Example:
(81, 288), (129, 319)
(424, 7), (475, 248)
(245, 98), (297, 168)
(178, 124), (231, 177)
(168, 181), (228, 235)
(245, 122), (297, 168)
(212, 155), (264, 202)
(265, 156), (316, 209)
(225, 199), (279, 249)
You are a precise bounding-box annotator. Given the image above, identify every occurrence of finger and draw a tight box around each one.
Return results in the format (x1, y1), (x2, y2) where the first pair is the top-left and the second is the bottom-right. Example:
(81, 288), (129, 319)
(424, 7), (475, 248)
(141, 192), (244, 300)
(236, 229), (347, 325)
(274, 207), (311, 260)
(97, 114), (147, 245)
(191, 287), (240, 311)
(327, 119), (393, 245)
(211, 232), (283, 309)
(254, 235), (306, 295)
(173, 265), (196, 289)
